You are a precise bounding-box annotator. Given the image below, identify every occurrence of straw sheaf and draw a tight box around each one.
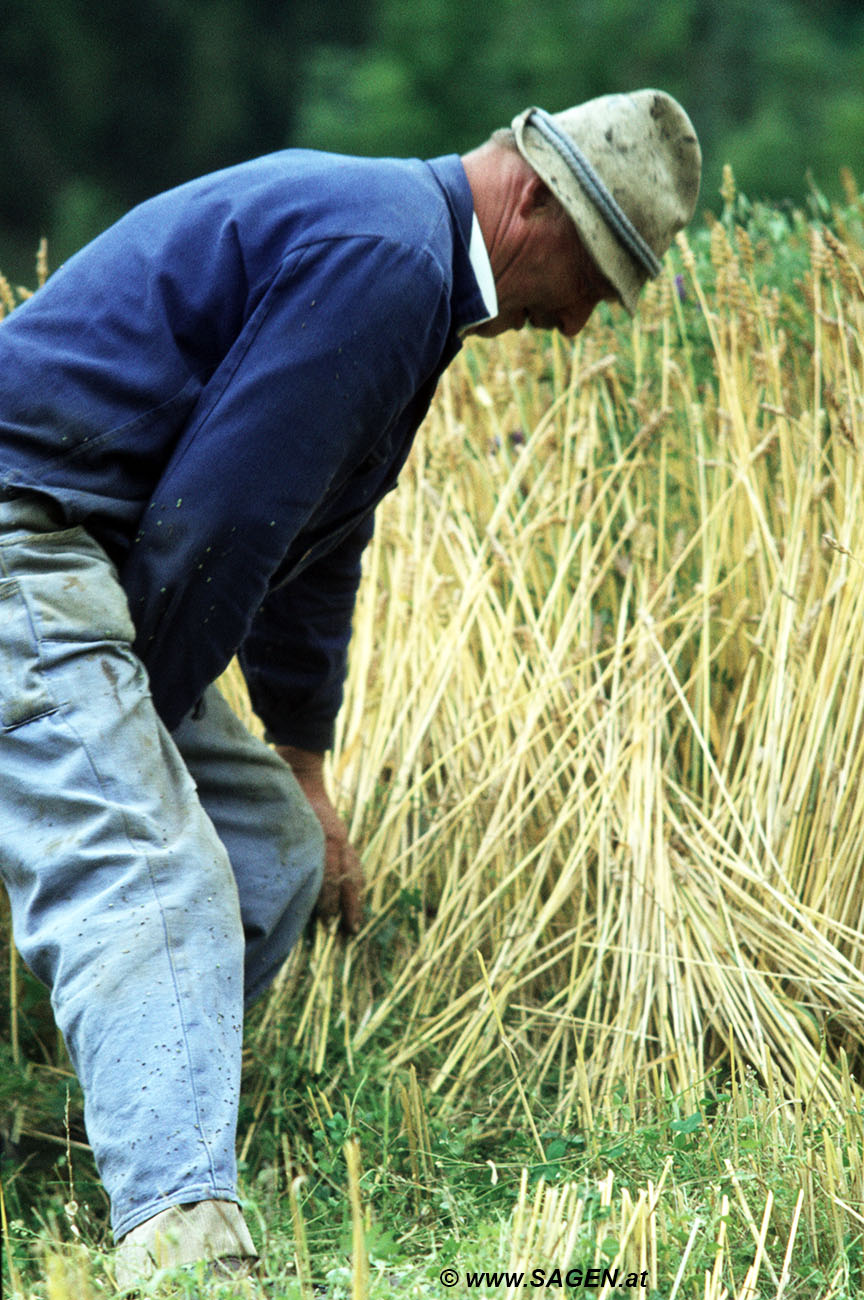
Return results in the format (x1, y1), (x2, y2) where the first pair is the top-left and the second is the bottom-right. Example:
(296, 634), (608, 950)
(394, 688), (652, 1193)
(218, 198), (864, 1140)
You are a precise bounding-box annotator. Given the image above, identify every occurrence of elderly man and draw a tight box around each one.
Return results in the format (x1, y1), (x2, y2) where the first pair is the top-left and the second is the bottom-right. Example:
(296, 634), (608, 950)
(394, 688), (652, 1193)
(0, 91), (699, 1282)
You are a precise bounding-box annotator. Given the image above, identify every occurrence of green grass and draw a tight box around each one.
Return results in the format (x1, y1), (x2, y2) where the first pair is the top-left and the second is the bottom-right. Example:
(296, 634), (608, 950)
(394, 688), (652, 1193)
(5, 1053), (864, 1296)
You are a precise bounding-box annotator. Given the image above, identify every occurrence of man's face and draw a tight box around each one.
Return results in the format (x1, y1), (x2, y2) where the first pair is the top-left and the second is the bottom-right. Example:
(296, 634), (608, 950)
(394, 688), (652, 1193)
(469, 187), (616, 339)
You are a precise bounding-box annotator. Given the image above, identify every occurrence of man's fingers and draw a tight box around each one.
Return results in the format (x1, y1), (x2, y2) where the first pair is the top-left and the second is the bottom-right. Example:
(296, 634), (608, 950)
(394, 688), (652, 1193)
(314, 835), (365, 933)
(290, 769), (364, 933)
(339, 845), (365, 934)
(315, 878), (340, 921)
(314, 835), (343, 920)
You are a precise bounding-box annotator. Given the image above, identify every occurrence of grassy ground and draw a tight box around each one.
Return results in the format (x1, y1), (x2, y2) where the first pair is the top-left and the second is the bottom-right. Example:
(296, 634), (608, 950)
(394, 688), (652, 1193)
(5, 171), (864, 1296)
(4, 1054), (864, 1297)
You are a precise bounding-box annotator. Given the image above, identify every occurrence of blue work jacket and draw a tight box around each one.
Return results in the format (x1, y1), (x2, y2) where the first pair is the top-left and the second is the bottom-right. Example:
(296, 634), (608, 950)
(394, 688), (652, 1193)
(0, 150), (489, 748)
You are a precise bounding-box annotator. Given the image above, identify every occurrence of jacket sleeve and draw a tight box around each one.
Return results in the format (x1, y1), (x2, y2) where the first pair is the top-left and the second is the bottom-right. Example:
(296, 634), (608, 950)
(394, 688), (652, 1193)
(238, 510), (375, 751)
(120, 235), (451, 732)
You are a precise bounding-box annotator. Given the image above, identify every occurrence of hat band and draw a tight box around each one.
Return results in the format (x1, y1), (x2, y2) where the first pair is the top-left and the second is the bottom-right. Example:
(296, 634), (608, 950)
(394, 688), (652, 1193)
(527, 107), (663, 279)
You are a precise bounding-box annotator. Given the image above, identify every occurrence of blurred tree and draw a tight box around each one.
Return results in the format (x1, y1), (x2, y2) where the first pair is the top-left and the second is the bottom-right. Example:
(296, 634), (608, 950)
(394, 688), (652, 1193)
(296, 0), (862, 207)
(1, 0), (863, 281)
(0, 0), (366, 277)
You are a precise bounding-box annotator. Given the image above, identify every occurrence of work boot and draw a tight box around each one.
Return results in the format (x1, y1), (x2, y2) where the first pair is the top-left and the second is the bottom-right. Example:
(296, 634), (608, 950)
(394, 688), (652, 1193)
(113, 1198), (259, 1291)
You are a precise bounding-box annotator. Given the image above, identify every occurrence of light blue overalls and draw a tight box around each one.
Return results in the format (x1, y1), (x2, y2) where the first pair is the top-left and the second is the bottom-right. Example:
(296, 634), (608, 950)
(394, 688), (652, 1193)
(0, 493), (324, 1241)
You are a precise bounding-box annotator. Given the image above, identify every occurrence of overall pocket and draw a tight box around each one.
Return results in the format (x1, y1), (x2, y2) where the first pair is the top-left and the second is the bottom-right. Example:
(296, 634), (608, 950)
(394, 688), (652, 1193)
(0, 578), (58, 730)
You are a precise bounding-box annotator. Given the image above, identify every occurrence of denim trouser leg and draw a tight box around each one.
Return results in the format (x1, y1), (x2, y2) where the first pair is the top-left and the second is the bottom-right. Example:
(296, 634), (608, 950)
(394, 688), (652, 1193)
(0, 499), (324, 1241)
(173, 686), (324, 1008)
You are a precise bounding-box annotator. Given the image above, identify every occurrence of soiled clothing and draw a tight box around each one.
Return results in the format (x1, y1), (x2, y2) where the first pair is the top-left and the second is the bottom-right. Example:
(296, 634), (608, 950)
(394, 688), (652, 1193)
(0, 148), (490, 1246)
(0, 494), (324, 1238)
(0, 149), (490, 750)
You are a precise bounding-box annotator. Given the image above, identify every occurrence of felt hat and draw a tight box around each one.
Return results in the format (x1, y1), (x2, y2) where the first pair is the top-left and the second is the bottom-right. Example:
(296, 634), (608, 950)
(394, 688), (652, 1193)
(511, 90), (701, 313)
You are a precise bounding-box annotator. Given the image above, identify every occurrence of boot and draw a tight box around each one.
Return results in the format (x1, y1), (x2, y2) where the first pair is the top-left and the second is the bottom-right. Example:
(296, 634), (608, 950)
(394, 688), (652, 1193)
(113, 1198), (259, 1291)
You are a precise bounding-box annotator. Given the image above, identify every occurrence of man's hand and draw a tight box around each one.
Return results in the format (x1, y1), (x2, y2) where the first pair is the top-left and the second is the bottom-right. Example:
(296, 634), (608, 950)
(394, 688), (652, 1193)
(275, 745), (364, 934)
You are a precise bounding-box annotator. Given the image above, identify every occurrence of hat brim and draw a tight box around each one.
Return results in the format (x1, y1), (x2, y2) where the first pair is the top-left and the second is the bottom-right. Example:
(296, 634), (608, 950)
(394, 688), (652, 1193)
(512, 93), (701, 316)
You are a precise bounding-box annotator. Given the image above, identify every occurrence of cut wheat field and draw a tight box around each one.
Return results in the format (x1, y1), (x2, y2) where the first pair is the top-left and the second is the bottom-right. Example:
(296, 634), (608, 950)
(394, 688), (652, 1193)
(5, 174), (864, 1297)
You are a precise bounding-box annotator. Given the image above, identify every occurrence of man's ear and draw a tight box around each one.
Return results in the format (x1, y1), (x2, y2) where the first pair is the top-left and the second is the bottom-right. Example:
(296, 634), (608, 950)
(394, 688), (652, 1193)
(517, 170), (556, 221)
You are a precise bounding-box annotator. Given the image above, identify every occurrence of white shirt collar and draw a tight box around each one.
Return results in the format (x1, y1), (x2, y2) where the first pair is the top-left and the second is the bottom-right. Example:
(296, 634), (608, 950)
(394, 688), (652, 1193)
(463, 213), (498, 331)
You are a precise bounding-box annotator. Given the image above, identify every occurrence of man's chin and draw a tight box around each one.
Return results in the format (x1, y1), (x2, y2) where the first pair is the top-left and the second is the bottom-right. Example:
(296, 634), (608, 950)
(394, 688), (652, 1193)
(465, 311), (527, 339)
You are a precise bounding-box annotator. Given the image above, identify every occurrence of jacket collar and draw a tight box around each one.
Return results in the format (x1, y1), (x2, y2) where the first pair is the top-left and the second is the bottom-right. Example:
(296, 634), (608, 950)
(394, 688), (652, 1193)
(427, 154), (497, 334)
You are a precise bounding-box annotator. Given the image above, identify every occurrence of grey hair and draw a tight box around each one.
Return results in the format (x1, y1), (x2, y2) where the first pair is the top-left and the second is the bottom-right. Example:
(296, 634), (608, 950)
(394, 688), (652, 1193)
(489, 126), (519, 152)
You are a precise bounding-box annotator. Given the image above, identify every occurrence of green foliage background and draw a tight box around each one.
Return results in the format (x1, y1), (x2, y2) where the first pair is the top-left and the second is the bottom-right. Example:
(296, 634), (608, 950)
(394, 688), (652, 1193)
(2, 0), (864, 282)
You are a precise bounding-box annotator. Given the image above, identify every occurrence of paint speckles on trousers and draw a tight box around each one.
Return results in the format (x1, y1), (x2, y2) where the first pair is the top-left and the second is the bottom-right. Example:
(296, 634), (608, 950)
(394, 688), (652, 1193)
(0, 496), (324, 1239)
